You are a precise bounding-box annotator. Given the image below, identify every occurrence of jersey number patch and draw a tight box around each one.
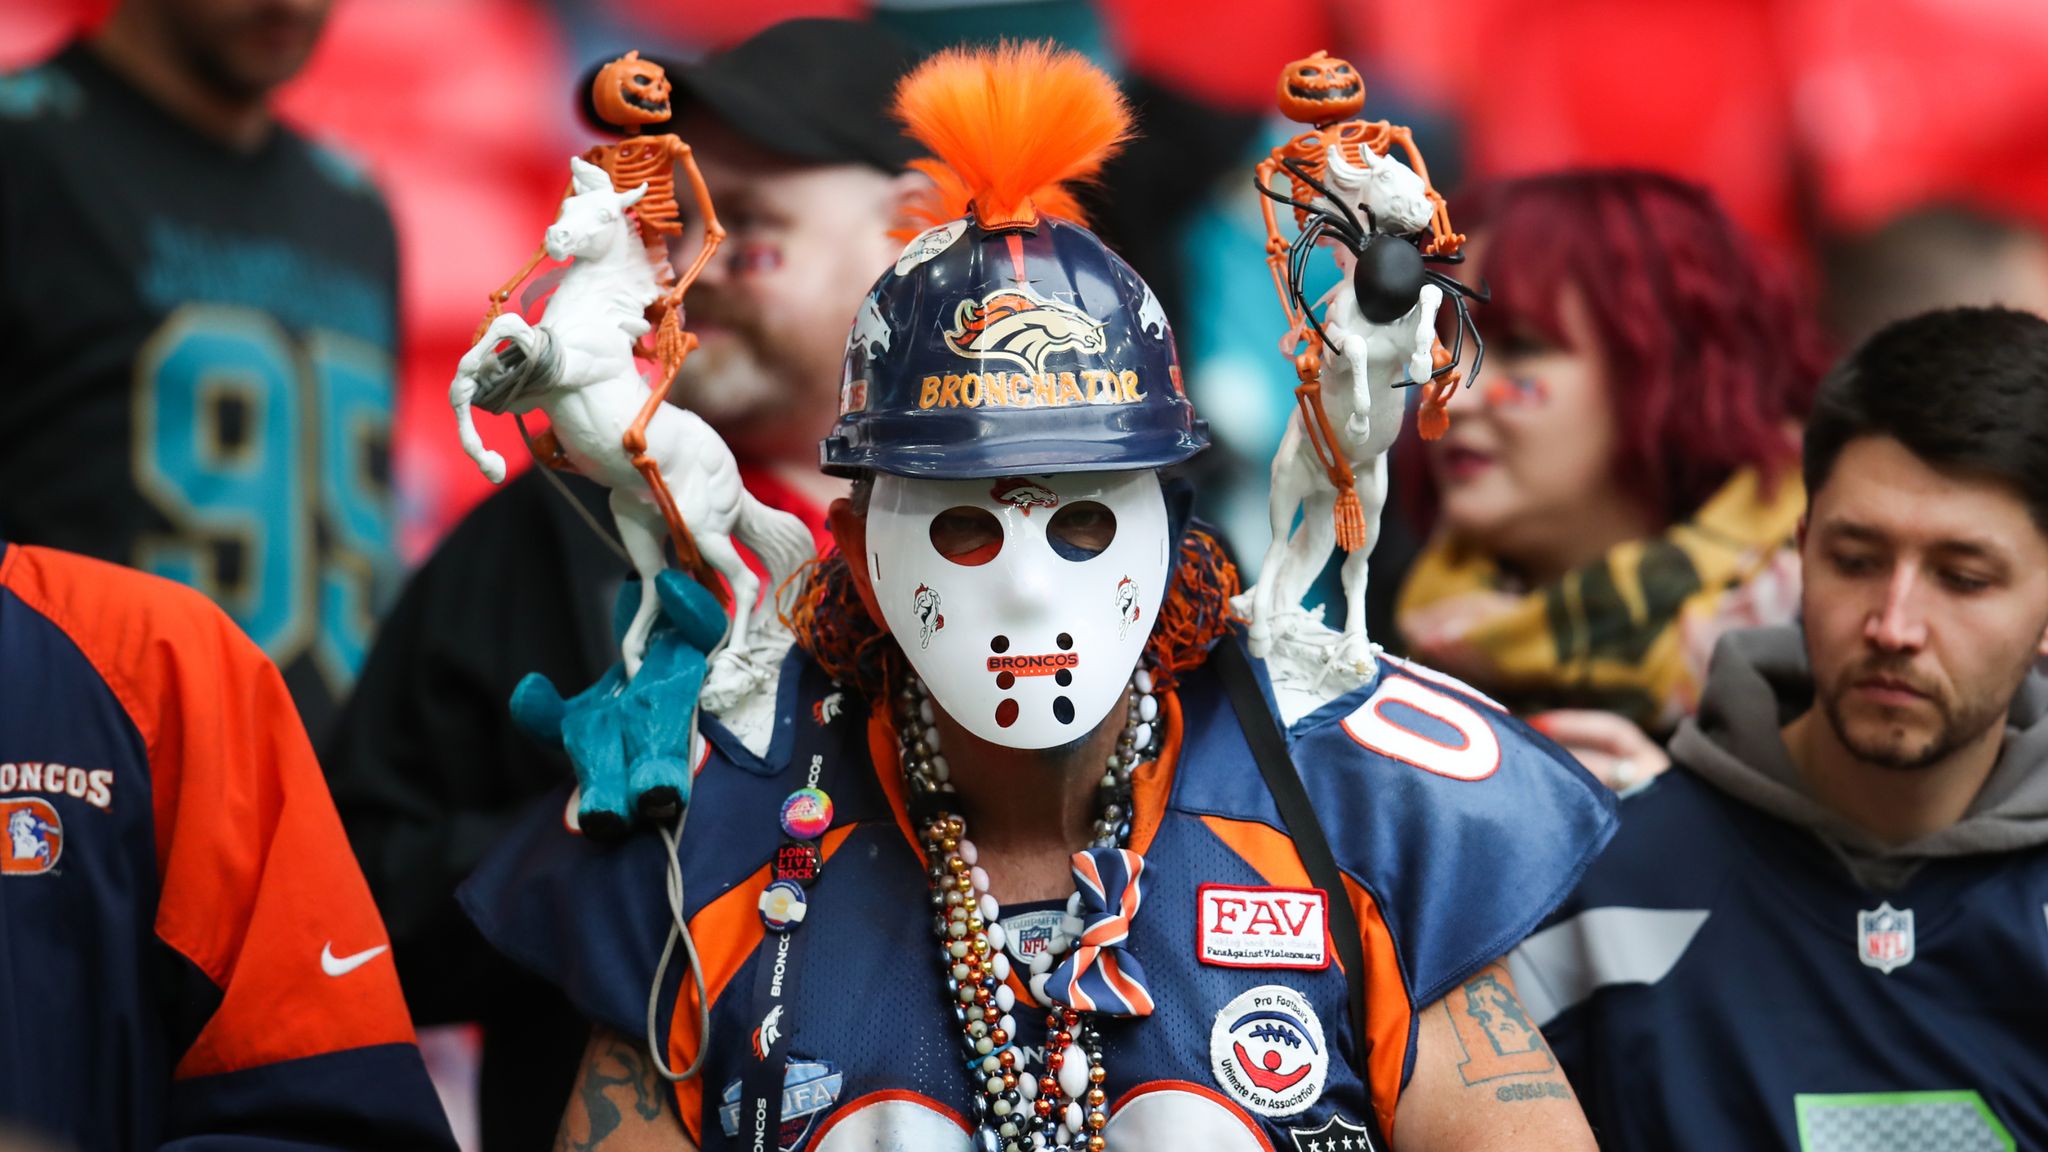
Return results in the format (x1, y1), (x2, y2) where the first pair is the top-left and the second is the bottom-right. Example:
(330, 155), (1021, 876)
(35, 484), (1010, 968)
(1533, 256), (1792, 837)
(1340, 674), (1501, 781)
(133, 304), (393, 689)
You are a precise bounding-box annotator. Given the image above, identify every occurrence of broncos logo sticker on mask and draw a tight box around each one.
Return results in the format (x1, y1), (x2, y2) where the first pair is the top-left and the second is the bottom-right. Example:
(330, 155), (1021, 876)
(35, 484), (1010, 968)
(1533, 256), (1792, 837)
(944, 288), (1107, 373)
(991, 477), (1059, 515)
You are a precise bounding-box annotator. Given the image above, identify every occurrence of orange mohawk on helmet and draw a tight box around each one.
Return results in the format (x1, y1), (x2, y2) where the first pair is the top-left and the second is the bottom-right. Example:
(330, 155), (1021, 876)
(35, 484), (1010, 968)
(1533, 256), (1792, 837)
(894, 40), (1133, 234)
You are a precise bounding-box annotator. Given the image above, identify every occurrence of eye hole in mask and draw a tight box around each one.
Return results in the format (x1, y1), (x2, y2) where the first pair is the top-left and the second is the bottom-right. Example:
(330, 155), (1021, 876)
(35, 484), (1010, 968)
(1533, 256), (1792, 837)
(1047, 501), (1117, 561)
(930, 506), (1004, 566)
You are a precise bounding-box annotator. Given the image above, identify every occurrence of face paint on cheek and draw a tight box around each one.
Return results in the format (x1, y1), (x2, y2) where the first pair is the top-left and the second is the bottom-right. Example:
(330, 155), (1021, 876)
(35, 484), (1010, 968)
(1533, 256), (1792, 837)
(728, 242), (784, 276)
(1482, 374), (1549, 409)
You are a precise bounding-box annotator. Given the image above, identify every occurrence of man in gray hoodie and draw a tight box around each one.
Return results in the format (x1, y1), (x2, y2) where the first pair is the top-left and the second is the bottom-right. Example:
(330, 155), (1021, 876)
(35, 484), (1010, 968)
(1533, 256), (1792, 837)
(1505, 306), (2048, 1150)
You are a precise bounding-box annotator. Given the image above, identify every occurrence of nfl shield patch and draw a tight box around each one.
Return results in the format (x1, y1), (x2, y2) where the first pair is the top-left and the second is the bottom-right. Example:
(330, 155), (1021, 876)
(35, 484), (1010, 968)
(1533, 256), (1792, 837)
(1857, 901), (1915, 974)
(1000, 907), (1066, 968)
(1288, 1113), (1377, 1152)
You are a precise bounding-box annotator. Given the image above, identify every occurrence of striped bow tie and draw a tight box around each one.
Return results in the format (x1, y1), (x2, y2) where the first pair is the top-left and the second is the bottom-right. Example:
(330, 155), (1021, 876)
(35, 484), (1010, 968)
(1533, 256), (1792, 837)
(1045, 846), (1154, 1017)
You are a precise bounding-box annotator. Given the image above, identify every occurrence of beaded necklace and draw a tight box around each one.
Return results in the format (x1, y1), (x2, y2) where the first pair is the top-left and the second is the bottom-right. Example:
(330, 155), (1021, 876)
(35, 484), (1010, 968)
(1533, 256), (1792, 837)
(899, 669), (1161, 1152)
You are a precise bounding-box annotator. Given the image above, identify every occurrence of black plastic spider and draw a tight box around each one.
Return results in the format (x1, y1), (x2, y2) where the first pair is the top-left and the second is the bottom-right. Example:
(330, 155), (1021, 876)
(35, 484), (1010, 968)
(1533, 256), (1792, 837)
(1256, 155), (1489, 389)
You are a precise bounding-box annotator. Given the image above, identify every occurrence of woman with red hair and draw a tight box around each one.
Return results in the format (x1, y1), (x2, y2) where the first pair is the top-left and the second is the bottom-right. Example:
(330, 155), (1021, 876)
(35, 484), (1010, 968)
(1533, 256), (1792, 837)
(1394, 170), (1827, 787)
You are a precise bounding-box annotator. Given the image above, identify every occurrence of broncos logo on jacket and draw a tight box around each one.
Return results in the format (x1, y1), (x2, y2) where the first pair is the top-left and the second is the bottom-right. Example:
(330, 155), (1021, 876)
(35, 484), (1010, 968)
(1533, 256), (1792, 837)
(943, 288), (1106, 373)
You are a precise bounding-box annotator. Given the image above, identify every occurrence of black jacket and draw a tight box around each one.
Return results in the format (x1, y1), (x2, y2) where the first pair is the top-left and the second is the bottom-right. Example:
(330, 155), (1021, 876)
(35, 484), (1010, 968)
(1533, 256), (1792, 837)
(323, 469), (622, 1151)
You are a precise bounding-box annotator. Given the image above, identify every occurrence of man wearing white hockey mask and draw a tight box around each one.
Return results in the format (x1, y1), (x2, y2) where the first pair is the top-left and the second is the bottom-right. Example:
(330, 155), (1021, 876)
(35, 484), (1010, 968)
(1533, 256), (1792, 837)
(477, 45), (1616, 1152)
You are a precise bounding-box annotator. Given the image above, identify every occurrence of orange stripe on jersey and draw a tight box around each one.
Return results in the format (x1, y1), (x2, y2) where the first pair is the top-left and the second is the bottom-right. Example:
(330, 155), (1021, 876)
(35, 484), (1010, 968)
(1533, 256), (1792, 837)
(1342, 874), (1411, 1137)
(666, 824), (857, 1142)
(1197, 817), (1320, 937)
(1200, 814), (1411, 1134)
(868, 707), (927, 866)
(1127, 691), (1181, 856)
(0, 545), (416, 1078)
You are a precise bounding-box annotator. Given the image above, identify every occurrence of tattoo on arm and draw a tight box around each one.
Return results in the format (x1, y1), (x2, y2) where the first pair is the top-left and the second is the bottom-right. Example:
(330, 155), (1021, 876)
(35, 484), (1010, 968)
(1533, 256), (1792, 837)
(1439, 962), (1574, 1101)
(555, 1036), (670, 1151)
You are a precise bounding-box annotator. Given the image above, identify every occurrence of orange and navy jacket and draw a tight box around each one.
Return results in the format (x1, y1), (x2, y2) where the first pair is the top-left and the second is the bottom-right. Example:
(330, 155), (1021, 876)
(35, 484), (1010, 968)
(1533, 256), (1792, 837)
(463, 634), (1616, 1149)
(0, 543), (456, 1150)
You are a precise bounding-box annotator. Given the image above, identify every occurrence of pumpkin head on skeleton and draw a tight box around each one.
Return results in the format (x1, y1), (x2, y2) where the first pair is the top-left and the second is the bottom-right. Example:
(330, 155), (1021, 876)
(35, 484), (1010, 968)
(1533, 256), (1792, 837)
(1276, 50), (1364, 125)
(592, 50), (672, 129)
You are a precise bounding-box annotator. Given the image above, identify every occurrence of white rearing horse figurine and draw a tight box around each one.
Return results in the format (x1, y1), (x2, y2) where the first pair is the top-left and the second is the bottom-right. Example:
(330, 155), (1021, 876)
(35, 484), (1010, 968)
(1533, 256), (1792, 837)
(1246, 144), (1445, 674)
(450, 156), (814, 681)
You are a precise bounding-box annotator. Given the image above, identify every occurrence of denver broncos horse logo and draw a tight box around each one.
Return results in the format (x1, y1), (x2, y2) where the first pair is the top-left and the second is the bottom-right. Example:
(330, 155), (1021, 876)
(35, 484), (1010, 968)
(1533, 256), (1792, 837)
(944, 289), (1107, 373)
(1, 799), (61, 875)
(990, 477), (1059, 515)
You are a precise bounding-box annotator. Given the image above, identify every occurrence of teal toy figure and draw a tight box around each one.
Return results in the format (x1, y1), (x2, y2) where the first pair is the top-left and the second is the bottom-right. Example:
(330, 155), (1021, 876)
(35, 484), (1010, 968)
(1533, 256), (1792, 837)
(509, 570), (727, 842)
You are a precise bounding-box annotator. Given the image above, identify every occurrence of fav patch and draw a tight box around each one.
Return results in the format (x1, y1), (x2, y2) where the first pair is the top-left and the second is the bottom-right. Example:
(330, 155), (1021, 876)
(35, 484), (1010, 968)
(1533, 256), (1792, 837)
(1288, 1113), (1378, 1152)
(719, 1058), (844, 1150)
(1198, 885), (1329, 970)
(1210, 984), (1328, 1117)
(1, 797), (62, 876)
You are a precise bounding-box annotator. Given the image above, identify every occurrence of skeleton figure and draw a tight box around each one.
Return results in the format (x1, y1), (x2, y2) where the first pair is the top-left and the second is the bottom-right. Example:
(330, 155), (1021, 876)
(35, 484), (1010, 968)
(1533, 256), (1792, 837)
(469, 51), (733, 631)
(480, 51), (725, 384)
(452, 158), (815, 684)
(1252, 51), (1466, 554)
(1244, 148), (1448, 674)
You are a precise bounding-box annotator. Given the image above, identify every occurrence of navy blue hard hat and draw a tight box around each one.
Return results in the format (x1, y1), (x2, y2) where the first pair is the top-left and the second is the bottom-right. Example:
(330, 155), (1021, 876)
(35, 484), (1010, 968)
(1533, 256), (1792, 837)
(822, 209), (1209, 479)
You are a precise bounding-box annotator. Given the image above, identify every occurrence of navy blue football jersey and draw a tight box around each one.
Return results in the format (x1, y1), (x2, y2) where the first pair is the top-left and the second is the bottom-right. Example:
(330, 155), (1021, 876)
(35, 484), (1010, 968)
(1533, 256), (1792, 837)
(462, 636), (1616, 1150)
(1515, 768), (2048, 1151)
(0, 542), (454, 1149)
(0, 43), (400, 742)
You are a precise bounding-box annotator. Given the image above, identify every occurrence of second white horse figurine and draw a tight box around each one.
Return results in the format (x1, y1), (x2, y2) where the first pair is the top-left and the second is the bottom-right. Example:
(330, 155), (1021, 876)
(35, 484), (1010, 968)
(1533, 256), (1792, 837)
(450, 156), (814, 684)
(1244, 144), (1444, 676)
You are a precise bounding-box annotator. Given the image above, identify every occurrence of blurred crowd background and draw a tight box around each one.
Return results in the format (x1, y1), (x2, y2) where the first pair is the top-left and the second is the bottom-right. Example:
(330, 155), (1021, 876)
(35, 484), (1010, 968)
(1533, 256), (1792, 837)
(9, 0), (2047, 572)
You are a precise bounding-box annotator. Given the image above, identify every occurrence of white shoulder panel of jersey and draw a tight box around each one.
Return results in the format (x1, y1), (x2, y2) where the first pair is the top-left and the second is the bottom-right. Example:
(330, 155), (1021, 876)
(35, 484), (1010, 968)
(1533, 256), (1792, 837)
(1506, 906), (1711, 1027)
(1378, 653), (1510, 712)
(1332, 656), (1518, 783)
(701, 625), (796, 758)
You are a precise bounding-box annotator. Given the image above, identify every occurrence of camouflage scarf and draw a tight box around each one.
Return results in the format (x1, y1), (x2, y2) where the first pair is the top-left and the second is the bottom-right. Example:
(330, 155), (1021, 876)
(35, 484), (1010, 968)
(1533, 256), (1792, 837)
(1394, 467), (1805, 733)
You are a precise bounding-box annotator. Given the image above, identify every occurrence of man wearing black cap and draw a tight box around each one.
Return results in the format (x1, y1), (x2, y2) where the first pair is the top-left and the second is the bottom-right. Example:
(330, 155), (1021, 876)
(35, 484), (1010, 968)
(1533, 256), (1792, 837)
(618, 19), (927, 491)
(321, 19), (926, 1150)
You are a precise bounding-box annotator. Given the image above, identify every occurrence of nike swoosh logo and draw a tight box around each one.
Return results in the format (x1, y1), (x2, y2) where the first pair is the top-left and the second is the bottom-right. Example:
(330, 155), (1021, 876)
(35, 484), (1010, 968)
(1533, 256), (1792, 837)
(321, 942), (389, 977)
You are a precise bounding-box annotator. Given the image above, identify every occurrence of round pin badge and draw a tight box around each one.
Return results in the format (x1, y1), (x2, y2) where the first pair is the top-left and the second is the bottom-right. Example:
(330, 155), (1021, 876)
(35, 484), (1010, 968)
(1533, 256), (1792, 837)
(759, 879), (810, 932)
(780, 786), (834, 841)
(1208, 984), (1329, 1117)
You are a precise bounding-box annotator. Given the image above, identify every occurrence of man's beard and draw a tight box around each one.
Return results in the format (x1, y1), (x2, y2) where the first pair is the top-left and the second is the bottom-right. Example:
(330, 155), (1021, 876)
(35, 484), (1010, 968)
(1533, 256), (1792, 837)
(1818, 658), (2001, 771)
(672, 288), (795, 428)
(168, 6), (325, 101)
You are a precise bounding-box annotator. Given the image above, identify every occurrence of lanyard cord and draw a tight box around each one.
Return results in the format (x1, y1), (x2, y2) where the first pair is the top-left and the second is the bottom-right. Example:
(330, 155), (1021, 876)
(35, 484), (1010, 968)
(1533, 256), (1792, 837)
(647, 727), (712, 1083)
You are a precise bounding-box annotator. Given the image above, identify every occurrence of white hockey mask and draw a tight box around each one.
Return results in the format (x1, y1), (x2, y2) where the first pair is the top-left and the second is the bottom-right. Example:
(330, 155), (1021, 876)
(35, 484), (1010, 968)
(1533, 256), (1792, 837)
(865, 470), (1172, 749)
